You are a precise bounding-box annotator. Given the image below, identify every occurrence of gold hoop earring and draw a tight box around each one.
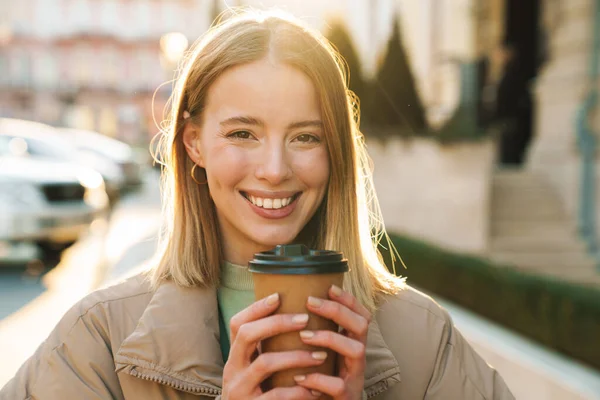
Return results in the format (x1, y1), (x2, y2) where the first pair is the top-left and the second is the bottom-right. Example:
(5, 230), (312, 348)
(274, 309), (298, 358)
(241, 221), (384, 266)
(191, 164), (208, 185)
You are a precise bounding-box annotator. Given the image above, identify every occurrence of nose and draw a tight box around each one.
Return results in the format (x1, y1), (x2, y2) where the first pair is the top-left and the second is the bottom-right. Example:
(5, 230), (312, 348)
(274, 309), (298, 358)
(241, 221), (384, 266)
(254, 140), (292, 185)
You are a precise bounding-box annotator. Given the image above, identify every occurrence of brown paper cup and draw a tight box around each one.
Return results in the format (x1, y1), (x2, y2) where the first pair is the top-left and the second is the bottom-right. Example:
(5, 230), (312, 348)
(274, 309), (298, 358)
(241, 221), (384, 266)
(253, 272), (344, 397)
(248, 245), (349, 400)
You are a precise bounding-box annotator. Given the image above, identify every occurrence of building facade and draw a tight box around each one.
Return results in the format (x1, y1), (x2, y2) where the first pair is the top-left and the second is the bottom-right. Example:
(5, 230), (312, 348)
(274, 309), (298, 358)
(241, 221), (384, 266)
(0, 0), (213, 144)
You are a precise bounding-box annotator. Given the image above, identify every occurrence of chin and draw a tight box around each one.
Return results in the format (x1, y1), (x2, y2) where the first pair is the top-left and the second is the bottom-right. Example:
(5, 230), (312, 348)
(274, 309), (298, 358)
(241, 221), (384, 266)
(253, 229), (300, 249)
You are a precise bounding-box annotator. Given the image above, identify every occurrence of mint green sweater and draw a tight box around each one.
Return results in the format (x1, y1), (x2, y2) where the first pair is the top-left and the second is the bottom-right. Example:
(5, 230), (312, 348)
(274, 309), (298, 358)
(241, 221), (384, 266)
(217, 262), (255, 362)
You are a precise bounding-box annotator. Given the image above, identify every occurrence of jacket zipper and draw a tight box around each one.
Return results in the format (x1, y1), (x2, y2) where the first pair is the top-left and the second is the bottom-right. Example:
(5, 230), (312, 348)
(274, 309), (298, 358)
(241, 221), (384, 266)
(129, 366), (221, 397)
(129, 366), (394, 398)
(366, 381), (389, 399)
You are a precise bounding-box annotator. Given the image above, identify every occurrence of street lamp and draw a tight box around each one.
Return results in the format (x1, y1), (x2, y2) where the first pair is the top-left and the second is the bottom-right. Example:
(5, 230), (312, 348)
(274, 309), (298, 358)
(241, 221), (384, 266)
(159, 32), (189, 70)
(0, 23), (12, 46)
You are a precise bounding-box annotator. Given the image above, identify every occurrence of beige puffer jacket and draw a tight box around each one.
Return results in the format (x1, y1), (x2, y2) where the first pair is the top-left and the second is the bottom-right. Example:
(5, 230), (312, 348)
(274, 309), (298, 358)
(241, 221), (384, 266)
(1, 273), (514, 399)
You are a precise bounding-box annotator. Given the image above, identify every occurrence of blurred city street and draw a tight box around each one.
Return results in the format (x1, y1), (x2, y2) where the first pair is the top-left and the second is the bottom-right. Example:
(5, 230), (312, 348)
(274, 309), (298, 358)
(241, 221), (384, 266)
(2, 0), (600, 398)
(0, 167), (161, 386)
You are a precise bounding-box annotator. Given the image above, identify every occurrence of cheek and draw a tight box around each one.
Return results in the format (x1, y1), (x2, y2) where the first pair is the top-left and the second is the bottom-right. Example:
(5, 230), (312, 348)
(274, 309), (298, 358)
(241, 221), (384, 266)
(292, 149), (330, 188)
(205, 146), (251, 186)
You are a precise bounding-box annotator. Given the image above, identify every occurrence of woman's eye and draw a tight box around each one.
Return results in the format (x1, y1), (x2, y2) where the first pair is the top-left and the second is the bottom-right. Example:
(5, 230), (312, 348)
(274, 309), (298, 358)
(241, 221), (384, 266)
(229, 130), (253, 140)
(294, 134), (320, 143)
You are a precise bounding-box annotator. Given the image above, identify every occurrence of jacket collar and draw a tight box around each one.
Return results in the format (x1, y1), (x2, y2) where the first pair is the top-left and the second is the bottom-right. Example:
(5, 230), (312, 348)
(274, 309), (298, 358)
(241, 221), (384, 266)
(115, 279), (401, 396)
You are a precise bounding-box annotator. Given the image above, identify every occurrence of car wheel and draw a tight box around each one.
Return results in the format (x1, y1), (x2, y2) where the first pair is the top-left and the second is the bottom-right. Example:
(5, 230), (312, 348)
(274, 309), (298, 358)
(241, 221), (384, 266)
(36, 241), (75, 262)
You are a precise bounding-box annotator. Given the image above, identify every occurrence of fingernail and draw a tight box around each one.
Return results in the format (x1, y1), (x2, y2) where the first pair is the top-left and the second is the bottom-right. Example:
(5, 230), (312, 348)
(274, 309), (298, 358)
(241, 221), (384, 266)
(311, 390), (322, 397)
(292, 314), (309, 324)
(312, 351), (327, 360)
(307, 296), (323, 307)
(293, 375), (306, 382)
(299, 330), (314, 339)
(331, 284), (343, 297)
(265, 293), (279, 306)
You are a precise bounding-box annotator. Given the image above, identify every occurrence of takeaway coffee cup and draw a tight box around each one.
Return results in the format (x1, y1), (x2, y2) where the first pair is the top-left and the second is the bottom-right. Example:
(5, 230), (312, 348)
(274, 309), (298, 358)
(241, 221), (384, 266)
(249, 244), (349, 394)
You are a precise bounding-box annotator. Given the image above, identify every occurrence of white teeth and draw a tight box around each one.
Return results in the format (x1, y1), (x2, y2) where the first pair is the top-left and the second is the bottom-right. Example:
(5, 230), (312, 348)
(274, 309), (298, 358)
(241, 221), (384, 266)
(246, 194), (295, 209)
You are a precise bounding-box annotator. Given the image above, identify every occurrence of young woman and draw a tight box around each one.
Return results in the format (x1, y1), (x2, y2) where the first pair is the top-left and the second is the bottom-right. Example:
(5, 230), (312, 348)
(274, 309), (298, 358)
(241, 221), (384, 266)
(1, 10), (514, 400)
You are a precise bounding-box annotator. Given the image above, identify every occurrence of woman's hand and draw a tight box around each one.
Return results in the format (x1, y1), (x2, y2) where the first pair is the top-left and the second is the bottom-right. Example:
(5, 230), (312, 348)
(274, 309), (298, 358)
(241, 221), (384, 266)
(222, 293), (327, 400)
(293, 285), (371, 400)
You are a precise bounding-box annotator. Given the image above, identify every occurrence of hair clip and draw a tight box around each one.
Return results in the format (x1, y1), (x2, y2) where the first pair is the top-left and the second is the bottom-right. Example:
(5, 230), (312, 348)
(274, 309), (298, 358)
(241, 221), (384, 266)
(183, 110), (191, 119)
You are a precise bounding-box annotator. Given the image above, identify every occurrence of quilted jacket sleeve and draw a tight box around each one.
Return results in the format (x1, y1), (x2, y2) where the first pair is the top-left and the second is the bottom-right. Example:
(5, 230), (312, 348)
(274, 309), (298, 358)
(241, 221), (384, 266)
(424, 308), (515, 400)
(0, 301), (122, 400)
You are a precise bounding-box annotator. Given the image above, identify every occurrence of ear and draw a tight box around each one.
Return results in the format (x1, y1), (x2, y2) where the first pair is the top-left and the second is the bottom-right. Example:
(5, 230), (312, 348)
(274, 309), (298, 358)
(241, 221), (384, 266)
(182, 122), (205, 167)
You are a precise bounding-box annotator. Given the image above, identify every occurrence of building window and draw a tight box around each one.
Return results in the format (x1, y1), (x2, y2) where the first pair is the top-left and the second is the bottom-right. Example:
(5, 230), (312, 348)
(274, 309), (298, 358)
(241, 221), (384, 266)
(102, 46), (121, 87)
(10, 50), (31, 88)
(132, 0), (151, 37)
(73, 44), (92, 87)
(0, 54), (7, 86)
(34, 51), (59, 89)
(99, 0), (120, 35)
(70, 0), (93, 34)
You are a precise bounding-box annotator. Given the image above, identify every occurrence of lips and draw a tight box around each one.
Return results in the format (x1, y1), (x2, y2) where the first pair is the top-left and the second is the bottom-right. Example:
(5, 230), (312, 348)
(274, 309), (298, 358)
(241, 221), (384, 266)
(240, 191), (301, 219)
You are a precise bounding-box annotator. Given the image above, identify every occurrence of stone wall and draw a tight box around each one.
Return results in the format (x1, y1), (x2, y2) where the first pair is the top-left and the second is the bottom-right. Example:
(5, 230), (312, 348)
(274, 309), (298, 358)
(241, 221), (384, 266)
(368, 137), (495, 254)
(529, 0), (599, 229)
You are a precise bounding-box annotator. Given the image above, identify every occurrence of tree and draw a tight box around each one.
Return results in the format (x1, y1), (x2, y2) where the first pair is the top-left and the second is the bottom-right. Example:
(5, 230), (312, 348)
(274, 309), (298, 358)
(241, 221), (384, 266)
(367, 17), (427, 134)
(325, 20), (367, 120)
(210, 0), (222, 26)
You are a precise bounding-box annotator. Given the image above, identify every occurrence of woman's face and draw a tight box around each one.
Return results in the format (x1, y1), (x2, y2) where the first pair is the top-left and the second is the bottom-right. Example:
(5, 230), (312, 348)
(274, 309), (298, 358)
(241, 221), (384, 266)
(184, 58), (330, 264)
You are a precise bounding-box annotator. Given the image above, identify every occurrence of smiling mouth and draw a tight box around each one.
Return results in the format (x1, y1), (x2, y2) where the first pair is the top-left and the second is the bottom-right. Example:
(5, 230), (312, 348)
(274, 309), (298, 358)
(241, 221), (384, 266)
(240, 192), (301, 209)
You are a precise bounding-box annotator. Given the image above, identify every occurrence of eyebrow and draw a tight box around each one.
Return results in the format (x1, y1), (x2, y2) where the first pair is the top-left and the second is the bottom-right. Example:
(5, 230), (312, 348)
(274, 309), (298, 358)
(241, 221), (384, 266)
(219, 115), (323, 130)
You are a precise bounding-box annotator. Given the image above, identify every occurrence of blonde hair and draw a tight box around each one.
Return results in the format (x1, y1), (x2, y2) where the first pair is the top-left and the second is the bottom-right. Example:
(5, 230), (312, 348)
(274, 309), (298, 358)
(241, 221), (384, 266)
(150, 9), (405, 313)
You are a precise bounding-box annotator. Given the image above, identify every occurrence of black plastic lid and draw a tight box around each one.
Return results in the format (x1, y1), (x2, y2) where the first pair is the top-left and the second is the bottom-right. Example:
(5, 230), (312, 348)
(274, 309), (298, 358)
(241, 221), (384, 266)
(248, 244), (349, 275)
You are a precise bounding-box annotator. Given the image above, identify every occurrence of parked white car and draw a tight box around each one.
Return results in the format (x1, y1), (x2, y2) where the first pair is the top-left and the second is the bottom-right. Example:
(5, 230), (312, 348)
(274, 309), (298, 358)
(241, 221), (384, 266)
(57, 128), (145, 188)
(0, 118), (125, 203)
(0, 157), (109, 261)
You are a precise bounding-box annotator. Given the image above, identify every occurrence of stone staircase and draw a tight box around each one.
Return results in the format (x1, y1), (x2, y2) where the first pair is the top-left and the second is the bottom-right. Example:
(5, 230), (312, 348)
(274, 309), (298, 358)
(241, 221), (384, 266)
(489, 169), (600, 286)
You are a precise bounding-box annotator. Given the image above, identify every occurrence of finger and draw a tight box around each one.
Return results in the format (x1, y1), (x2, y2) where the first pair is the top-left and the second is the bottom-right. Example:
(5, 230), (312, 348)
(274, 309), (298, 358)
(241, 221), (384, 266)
(329, 285), (372, 323)
(256, 385), (318, 400)
(230, 293), (280, 343)
(229, 313), (310, 364)
(306, 297), (369, 340)
(293, 373), (346, 398)
(243, 350), (329, 391)
(299, 330), (366, 361)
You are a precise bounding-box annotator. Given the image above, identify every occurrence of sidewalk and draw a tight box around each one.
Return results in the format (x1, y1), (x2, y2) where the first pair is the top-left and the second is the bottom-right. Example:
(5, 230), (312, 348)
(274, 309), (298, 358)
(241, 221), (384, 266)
(435, 296), (600, 399)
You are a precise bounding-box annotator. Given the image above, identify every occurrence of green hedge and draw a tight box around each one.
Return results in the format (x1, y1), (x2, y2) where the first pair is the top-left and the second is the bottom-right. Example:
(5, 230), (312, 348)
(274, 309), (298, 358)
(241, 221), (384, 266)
(381, 234), (600, 371)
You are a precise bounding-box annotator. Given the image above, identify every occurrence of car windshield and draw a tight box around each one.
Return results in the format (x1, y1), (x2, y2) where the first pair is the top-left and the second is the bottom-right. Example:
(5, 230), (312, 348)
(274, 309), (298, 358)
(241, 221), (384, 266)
(0, 136), (11, 156)
(0, 135), (76, 160)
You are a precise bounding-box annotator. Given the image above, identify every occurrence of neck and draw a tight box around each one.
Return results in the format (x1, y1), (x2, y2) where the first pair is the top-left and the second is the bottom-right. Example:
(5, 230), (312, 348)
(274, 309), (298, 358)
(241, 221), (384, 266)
(222, 241), (273, 266)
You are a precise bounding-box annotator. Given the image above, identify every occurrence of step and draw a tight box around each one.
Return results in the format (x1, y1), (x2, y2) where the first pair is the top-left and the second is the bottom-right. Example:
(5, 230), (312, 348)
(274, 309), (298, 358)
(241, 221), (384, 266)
(492, 193), (564, 205)
(492, 187), (555, 196)
(492, 199), (565, 211)
(492, 210), (568, 221)
(491, 260), (596, 274)
(492, 181), (556, 190)
(491, 238), (588, 253)
(492, 206), (569, 218)
(493, 169), (546, 180)
(490, 251), (596, 268)
(491, 222), (578, 237)
(492, 218), (575, 227)
(494, 263), (600, 281)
